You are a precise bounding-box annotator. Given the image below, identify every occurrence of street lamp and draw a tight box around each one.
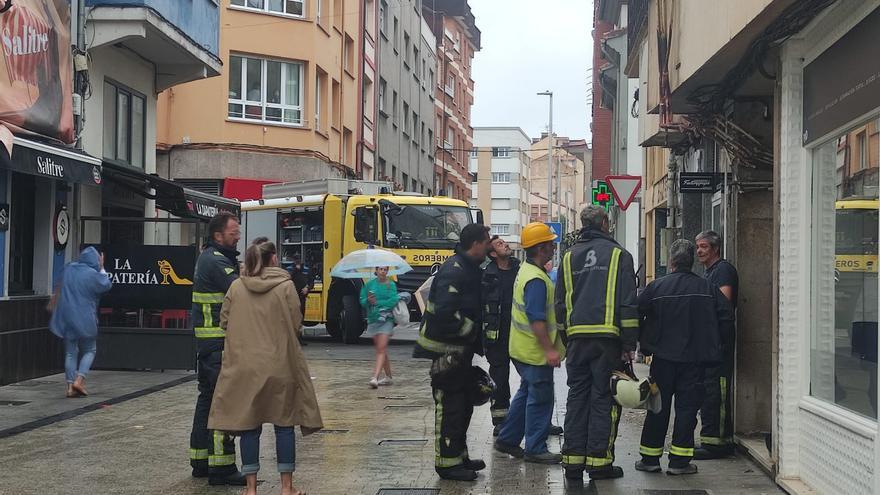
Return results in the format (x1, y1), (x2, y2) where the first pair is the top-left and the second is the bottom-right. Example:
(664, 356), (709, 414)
(537, 91), (553, 224)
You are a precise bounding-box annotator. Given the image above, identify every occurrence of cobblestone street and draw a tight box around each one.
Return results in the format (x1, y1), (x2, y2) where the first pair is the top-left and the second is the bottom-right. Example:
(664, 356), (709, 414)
(0, 334), (781, 495)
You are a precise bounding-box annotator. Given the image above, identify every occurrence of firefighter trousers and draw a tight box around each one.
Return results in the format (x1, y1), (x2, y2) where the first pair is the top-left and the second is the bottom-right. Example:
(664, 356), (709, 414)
(431, 365), (474, 470)
(190, 340), (238, 474)
(639, 357), (704, 468)
(562, 338), (623, 470)
(699, 353), (734, 448)
(485, 337), (511, 426)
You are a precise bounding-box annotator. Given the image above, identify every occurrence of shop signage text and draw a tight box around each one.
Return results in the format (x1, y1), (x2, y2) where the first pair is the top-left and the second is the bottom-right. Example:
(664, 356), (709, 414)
(679, 172), (716, 193)
(0, 202), (8, 231)
(98, 245), (197, 310)
(37, 155), (64, 179)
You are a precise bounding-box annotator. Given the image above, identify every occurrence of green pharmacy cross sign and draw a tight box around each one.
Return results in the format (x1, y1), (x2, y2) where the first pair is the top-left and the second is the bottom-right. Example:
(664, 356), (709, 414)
(592, 181), (612, 211)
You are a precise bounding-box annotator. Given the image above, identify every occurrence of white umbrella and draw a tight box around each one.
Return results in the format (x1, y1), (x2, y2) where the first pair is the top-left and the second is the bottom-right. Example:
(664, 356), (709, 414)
(330, 247), (413, 279)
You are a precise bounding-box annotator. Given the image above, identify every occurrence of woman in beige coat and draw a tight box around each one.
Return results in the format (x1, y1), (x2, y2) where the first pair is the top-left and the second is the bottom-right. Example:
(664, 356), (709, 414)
(209, 239), (323, 495)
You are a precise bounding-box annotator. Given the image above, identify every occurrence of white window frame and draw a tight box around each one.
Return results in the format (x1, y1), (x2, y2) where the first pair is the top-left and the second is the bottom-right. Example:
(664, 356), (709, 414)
(491, 224), (510, 236)
(229, 0), (305, 19)
(492, 172), (511, 184)
(379, 0), (388, 34)
(228, 55), (305, 127)
(493, 147), (511, 158)
(378, 79), (386, 115)
(469, 147), (478, 158)
(445, 73), (455, 97)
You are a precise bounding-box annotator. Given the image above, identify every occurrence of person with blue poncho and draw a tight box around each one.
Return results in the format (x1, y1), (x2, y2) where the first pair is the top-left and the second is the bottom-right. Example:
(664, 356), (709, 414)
(49, 246), (112, 398)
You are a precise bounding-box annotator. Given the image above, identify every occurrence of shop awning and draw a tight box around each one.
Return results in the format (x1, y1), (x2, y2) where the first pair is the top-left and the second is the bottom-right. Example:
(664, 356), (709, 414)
(0, 137), (103, 186)
(101, 161), (240, 220)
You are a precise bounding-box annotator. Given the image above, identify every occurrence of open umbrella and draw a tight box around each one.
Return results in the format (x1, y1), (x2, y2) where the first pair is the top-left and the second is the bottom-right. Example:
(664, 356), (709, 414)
(330, 247), (413, 279)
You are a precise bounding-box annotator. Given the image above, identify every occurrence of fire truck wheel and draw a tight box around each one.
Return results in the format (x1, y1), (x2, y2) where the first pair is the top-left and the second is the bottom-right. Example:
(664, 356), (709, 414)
(341, 295), (365, 344)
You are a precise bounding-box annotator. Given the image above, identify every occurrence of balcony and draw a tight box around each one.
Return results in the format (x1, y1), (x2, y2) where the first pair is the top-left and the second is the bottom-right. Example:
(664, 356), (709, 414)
(85, 0), (222, 91)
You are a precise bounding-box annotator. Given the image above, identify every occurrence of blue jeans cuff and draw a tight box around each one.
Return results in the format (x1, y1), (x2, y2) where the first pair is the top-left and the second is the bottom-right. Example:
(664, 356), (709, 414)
(277, 462), (295, 473)
(241, 463), (260, 475)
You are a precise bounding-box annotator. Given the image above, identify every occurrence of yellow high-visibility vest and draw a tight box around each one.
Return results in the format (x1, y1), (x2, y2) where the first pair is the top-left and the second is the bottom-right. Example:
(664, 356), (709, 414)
(509, 261), (565, 366)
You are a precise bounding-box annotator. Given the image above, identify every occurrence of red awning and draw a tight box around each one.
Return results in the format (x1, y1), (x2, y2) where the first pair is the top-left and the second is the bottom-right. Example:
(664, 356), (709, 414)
(223, 177), (281, 201)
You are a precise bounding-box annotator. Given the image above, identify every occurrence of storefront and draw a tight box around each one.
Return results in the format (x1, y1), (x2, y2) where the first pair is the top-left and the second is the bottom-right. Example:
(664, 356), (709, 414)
(777, 2), (880, 494)
(0, 137), (103, 385)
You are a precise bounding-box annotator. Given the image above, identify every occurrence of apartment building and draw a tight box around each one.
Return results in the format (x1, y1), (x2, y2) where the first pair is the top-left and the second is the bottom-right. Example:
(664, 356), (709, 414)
(470, 127), (531, 253)
(528, 134), (587, 236)
(375, 0), (437, 194)
(156, 0), (363, 195)
(422, 0), (480, 201)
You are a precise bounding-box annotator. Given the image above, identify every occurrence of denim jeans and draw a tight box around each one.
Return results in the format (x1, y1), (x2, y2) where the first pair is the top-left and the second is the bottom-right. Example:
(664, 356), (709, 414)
(64, 337), (97, 383)
(240, 425), (296, 475)
(498, 360), (555, 455)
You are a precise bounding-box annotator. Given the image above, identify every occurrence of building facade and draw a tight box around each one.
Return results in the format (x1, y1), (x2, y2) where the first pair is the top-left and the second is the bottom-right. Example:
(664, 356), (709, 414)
(375, 0), (437, 194)
(0, 0), (222, 384)
(528, 134), (587, 236)
(470, 127), (531, 253)
(156, 0), (364, 193)
(422, 0), (480, 202)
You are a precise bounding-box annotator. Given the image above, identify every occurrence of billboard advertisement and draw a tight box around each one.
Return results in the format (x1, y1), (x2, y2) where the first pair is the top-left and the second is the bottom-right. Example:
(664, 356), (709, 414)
(0, 0), (74, 144)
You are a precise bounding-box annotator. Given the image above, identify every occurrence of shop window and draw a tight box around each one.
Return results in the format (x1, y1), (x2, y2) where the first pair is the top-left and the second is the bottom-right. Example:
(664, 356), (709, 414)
(231, 0), (305, 17)
(8, 173), (35, 295)
(103, 80), (146, 168)
(811, 116), (880, 419)
(228, 55), (304, 126)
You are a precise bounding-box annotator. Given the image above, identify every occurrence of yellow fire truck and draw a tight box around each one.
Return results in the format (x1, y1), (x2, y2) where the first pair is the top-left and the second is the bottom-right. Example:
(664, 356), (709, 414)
(239, 179), (482, 343)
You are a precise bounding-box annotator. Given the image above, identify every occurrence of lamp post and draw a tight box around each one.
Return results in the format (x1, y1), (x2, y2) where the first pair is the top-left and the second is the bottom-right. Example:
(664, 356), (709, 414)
(537, 91), (553, 224)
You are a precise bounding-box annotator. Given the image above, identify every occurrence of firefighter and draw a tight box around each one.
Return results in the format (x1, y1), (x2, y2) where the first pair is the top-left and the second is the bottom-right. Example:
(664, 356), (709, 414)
(189, 213), (246, 486)
(493, 223), (566, 464)
(695, 230), (739, 459)
(414, 223), (492, 481)
(556, 205), (639, 481)
(481, 235), (520, 434)
(635, 240), (734, 475)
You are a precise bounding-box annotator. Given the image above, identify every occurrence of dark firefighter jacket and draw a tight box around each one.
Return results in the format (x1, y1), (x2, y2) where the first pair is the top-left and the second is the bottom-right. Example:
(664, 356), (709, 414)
(414, 249), (484, 360)
(554, 229), (639, 350)
(481, 257), (521, 345)
(192, 242), (240, 339)
(637, 268), (735, 365)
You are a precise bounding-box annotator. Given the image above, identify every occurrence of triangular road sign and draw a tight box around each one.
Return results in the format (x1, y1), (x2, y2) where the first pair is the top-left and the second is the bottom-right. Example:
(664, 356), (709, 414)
(605, 175), (642, 211)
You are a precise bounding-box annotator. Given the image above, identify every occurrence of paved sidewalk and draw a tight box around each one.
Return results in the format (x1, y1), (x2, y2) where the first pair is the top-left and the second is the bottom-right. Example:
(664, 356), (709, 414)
(0, 340), (781, 494)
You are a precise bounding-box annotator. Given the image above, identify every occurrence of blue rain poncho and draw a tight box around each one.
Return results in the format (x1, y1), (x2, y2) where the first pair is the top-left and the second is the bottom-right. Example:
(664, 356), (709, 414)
(49, 247), (113, 339)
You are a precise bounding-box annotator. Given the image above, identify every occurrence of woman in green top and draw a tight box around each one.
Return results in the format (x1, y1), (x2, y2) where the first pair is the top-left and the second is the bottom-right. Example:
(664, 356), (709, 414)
(360, 266), (400, 388)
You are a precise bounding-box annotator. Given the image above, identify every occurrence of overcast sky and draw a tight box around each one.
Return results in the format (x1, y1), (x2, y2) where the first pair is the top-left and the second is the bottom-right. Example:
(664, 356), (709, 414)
(470, 0), (594, 142)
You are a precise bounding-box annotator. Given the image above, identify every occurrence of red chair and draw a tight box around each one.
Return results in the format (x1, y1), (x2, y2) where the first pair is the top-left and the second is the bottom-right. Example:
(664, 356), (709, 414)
(161, 310), (189, 329)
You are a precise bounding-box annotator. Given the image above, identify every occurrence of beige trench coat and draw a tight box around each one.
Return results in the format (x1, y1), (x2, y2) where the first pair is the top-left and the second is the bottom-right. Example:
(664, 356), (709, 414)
(208, 267), (323, 435)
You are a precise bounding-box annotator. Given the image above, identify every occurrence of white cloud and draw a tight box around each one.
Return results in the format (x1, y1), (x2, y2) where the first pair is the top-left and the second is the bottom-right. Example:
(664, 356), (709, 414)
(470, 0), (594, 141)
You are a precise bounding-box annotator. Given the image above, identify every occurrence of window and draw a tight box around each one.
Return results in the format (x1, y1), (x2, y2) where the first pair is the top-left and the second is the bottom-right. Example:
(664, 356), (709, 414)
(231, 0), (304, 17)
(412, 111), (418, 142)
(316, 0), (323, 25)
(403, 33), (411, 69)
(413, 47), (420, 79)
(363, 76), (374, 122)
(492, 172), (511, 183)
(392, 91), (398, 126)
(429, 69), (435, 92)
(403, 102), (410, 136)
(491, 224), (510, 236)
(379, 1), (387, 34)
(393, 17), (399, 52)
(810, 116), (880, 420)
(333, 0), (343, 30)
(315, 69), (327, 131)
(453, 30), (461, 52)
(103, 80), (146, 168)
(378, 78), (387, 115)
(392, 165), (397, 181)
(332, 79), (341, 129)
(469, 148), (478, 158)
(412, 179), (418, 192)
(8, 172), (35, 295)
(344, 35), (355, 74)
(445, 73), (455, 97)
(420, 122), (426, 149)
(228, 55), (303, 125)
(491, 199), (511, 210)
(428, 129), (434, 154)
(445, 126), (454, 149)
(402, 173), (409, 190)
(492, 147), (511, 158)
(343, 127), (353, 165)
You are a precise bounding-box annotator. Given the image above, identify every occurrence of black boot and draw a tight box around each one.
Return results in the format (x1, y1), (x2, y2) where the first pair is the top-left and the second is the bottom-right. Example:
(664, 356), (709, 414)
(694, 444), (735, 460)
(464, 458), (486, 471)
(436, 465), (478, 481)
(586, 465), (624, 480)
(549, 424), (563, 436)
(208, 470), (247, 486)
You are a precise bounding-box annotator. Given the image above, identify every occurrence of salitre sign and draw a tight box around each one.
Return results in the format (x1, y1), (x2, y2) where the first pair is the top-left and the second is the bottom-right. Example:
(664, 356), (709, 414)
(97, 245), (198, 310)
(0, 202), (8, 231)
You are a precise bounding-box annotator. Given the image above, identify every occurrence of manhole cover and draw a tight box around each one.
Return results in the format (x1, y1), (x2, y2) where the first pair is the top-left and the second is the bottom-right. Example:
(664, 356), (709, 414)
(377, 490), (439, 495)
(641, 491), (710, 495)
(0, 400), (30, 406)
(378, 439), (428, 446)
(10, 380), (57, 387)
(315, 429), (350, 434)
(384, 404), (423, 409)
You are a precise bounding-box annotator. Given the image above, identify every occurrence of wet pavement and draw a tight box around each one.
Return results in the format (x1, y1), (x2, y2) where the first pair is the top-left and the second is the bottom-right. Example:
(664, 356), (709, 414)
(0, 329), (781, 494)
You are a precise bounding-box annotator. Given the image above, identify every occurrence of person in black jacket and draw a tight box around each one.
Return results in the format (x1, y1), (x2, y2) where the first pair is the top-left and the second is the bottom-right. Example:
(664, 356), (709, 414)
(481, 236), (521, 434)
(287, 253), (315, 319)
(635, 239), (734, 476)
(414, 223), (491, 481)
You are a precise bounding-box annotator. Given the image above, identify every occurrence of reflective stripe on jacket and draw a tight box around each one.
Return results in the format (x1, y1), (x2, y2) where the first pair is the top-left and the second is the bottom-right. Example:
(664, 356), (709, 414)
(191, 243), (240, 339)
(414, 251), (483, 359)
(554, 230), (639, 348)
(509, 260), (565, 366)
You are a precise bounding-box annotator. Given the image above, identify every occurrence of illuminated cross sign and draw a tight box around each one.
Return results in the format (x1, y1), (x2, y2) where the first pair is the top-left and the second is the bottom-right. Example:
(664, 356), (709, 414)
(592, 181), (612, 211)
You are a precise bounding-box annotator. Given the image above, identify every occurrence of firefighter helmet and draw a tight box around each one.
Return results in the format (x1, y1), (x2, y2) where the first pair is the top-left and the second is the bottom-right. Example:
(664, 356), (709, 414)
(468, 366), (496, 406)
(611, 370), (661, 413)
